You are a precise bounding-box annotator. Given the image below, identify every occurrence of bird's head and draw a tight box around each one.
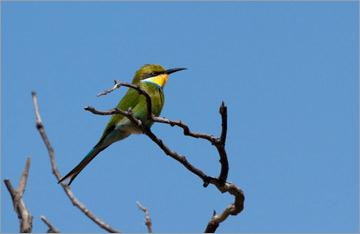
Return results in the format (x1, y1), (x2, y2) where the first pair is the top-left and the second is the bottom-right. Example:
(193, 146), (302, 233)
(132, 64), (186, 88)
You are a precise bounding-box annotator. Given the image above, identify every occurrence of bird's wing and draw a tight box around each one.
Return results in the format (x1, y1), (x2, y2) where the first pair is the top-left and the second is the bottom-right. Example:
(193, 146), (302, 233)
(95, 88), (141, 146)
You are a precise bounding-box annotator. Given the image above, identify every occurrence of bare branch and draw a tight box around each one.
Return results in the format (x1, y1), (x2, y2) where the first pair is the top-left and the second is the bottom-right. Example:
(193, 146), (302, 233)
(84, 106), (142, 127)
(97, 80), (122, 96)
(31, 91), (61, 180)
(136, 202), (153, 233)
(41, 215), (61, 233)
(4, 157), (33, 233)
(143, 127), (216, 187)
(152, 111), (229, 185)
(146, 108), (243, 233)
(219, 101), (227, 144)
(31, 91), (121, 233)
(18, 157), (31, 196)
(204, 182), (244, 233)
(87, 82), (245, 233)
(32, 90), (42, 123)
(152, 116), (218, 143)
(215, 102), (229, 186)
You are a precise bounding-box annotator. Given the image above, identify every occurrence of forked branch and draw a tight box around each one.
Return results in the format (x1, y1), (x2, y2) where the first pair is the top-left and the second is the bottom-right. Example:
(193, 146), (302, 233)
(4, 157), (33, 233)
(88, 81), (245, 232)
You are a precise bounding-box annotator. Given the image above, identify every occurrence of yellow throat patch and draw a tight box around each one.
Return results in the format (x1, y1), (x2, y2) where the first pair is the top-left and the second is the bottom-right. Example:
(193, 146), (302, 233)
(148, 74), (169, 88)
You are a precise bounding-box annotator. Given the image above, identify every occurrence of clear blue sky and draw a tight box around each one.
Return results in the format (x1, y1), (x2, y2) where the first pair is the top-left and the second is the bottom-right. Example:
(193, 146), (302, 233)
(2, 1), (359, 233)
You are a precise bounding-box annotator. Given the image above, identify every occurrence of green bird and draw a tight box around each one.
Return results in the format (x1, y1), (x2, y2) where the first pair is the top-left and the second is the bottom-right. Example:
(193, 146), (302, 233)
(59, 64), (186, 185)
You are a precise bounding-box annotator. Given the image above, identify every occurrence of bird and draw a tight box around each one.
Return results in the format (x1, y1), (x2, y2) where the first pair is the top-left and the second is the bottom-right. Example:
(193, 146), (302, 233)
(58, 64), (186, 185)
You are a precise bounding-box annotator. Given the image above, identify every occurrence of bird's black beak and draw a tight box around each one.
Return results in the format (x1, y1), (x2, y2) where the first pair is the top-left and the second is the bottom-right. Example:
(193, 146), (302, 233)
(165, 68), (187, 75)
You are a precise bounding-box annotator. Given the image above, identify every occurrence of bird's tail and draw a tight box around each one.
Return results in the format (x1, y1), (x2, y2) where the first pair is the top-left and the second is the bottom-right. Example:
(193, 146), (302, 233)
(58, 146), (107, 185)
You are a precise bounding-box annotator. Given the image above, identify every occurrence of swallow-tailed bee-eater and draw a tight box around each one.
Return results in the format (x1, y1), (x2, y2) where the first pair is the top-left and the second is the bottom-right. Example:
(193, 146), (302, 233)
(59, 64), (186, 185)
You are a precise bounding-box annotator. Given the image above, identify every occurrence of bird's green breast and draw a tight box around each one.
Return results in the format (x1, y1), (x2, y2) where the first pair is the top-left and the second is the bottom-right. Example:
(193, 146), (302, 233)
(135, 81), (164, 127)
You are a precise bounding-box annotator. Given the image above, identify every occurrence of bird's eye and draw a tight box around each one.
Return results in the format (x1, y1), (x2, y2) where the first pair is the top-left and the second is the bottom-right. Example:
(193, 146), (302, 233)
(151, 72), (156, 76)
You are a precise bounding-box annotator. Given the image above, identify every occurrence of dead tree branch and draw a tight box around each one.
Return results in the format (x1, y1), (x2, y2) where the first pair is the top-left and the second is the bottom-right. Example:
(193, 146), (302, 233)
(204, 182), (244, 232)
(4, 157), (33, 233)
(150, 102), (228, 186)
(31, 91), (121, 233)
(136, 202), (153, 233)
(87, 81), (245, 233)
(41, 215), (61, 233)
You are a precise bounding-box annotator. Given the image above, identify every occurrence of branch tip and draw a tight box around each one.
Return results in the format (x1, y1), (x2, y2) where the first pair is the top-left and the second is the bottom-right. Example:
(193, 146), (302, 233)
(137, 201), (153, 233)
(41, 215), (60, 233)
(4, 158), (33, 232)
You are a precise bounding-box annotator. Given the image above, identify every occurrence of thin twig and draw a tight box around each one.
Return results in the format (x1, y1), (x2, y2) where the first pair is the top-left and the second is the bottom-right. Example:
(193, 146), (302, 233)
(41, 215), (61, 233)
(84, 106), (142, 127)
(31, 92), (61, 180)
(152, 116), (218, 143)
(96, 80), (123, 97)
(31, 91), (121, 233)
(136, 202), (153, 233)
(4, 157), (33, 233)
(97, 81), (153, 120)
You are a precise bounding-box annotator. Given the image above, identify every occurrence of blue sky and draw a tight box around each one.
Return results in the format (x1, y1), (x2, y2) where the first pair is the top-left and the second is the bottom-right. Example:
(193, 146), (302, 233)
(1, 1), (359, 233)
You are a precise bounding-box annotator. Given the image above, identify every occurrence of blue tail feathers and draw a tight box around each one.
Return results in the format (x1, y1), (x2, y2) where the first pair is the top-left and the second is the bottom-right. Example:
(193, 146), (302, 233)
(58, 146), (107, 185)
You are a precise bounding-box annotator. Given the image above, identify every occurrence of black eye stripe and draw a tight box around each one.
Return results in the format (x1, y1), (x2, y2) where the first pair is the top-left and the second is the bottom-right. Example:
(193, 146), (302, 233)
(142, 73), (152, 79)
(142, 71), (164, 80)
